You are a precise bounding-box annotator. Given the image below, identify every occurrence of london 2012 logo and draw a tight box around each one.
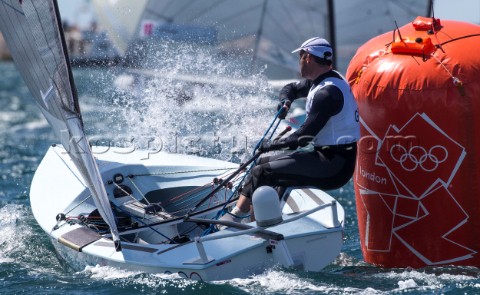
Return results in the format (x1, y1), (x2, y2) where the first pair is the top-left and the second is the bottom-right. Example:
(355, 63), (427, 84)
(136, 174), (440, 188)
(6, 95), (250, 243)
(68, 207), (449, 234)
(357, 112), (475, 265)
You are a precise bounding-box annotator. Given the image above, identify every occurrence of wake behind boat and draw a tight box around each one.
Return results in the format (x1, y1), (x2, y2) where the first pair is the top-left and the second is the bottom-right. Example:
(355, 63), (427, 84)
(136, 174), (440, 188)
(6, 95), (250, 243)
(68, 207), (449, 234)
(0, 0), (345, 281)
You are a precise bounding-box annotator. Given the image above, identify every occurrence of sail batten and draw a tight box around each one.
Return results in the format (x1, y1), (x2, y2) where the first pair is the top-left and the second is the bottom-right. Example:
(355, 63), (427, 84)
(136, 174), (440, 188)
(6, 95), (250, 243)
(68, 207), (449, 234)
(0, 0), (120, 247)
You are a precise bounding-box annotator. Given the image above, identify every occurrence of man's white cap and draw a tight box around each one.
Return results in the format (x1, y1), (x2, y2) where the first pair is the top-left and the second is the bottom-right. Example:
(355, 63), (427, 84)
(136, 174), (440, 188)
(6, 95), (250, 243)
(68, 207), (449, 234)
(292, 37), (333, 60)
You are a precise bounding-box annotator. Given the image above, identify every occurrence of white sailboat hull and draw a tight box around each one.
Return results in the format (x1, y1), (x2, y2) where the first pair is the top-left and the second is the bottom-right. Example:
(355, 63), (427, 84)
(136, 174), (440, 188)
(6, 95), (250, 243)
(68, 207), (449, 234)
(31, 145), (344, 281)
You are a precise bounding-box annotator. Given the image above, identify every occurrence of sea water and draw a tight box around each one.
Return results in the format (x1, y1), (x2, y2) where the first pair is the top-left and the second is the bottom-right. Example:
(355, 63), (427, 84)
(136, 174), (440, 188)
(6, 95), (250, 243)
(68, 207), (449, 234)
(1, 60), (480, 294)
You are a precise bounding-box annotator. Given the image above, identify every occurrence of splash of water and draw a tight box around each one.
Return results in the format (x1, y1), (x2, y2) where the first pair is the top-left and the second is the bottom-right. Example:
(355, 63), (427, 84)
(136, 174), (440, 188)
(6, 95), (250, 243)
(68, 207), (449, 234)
(79, 264), (209, 292)
(0, 204), (24, 263)
(109, 40), (278, 162)
(220, 268), (368, 294)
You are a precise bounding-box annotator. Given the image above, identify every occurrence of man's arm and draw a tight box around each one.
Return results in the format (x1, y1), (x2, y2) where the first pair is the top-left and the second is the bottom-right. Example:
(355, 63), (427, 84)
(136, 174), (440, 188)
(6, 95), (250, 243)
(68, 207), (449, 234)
(271, 84), (344, 150)
(278, 79), (312, 103)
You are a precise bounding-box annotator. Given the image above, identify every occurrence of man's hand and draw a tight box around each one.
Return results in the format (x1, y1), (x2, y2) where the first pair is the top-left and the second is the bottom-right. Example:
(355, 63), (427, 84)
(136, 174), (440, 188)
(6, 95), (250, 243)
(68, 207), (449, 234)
(259, 140), (273, 152)
(277, 100), (291, 120)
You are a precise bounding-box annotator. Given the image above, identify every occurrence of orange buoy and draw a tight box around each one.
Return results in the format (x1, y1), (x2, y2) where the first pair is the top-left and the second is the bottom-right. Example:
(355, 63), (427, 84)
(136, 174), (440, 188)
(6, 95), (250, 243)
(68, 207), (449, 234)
(346, 16), (480, 268)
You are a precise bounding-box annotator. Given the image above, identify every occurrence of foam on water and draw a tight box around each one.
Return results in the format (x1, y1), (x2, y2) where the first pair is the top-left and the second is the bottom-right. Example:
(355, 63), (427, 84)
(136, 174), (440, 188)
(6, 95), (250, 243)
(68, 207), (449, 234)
(0, 204), (63, 288)
(333, 252), (368, 268)
(0, 204), (59, 269)
(0, 204), (25, 264)
(373, 268), (480, 293)
(226, 269), (340, 294)
(77, 264), (387, 294)
(80, 265), (144, 280)
(78, 265), (214, 293)
(398, 279), (418, 290)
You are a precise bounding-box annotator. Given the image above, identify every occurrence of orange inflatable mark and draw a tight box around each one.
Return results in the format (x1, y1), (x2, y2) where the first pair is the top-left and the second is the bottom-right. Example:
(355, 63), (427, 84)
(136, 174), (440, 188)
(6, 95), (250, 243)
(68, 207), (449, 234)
(391, 37), (436, 57)
(355, 50), (386, 84)
(412, 16), (442, 31)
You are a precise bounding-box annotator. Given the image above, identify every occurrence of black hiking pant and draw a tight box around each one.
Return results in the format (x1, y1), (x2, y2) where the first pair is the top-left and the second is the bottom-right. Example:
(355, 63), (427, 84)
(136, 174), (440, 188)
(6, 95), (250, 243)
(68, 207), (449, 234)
(241, 143), (357, 199)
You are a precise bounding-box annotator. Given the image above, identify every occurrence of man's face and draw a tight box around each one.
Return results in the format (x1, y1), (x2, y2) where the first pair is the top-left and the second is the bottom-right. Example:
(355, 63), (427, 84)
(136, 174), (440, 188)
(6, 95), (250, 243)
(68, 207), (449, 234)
(299, 50), (312, 79)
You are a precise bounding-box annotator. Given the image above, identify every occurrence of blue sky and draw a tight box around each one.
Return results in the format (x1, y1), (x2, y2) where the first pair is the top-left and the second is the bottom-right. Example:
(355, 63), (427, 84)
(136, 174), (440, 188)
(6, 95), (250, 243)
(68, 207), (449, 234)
(57, 0), (480, 29)
(58, 0), (95, 28)
(433, 0), (480, 23)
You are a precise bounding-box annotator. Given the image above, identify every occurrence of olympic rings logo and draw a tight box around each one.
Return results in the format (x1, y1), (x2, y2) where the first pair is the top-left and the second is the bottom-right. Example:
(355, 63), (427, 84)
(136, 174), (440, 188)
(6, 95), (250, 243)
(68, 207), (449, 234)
(390, 145), (448, 172)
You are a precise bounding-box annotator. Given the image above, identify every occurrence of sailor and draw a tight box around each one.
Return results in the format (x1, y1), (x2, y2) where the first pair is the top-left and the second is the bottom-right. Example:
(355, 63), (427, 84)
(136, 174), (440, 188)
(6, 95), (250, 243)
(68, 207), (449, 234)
(223, 37), (360, 223)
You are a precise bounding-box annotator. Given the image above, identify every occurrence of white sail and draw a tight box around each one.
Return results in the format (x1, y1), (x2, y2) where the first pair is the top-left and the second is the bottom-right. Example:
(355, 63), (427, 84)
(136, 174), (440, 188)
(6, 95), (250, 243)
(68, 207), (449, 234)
(93, 0), (431, 77)
(125, 0), (330, 79)
(0, 0), (120, 249)
(91, 0), (148, 55)
(335, 0), (432, 68)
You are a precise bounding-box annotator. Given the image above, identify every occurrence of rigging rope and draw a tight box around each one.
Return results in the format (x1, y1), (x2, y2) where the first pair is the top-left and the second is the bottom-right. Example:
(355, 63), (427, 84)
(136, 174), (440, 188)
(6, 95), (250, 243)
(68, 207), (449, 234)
(130, 167), (236, 177)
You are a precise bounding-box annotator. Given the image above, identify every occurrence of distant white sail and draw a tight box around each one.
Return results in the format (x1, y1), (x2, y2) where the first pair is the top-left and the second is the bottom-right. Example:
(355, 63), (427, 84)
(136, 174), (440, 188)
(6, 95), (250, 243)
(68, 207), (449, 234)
(0, 0), (120, 248)
(92, 0), (148, 55)
(335, 0), (432, 67)
(93, 0), (431, 77)
(130, 0), (330, 79)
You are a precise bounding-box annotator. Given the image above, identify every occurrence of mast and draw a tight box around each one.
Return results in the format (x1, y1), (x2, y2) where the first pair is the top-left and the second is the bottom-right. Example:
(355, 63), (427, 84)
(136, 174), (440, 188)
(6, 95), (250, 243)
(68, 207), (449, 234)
(427, 0), (434, 17)
(251, 0), (269, 73)
(53, 0), (82, 125)
(327, 0), (337, 68)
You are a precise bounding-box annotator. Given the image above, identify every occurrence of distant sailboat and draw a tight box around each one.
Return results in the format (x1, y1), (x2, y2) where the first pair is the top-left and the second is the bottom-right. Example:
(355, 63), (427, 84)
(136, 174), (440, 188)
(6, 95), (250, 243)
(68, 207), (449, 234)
(93, 0), (432, 77)
(91, 0), (149, 56)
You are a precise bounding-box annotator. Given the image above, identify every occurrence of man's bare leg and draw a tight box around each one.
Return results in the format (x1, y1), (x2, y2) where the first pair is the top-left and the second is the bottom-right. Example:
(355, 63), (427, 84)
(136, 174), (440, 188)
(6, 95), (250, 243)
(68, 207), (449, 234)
(218, 194), (252, 227)
(234, 194), (251, 213)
